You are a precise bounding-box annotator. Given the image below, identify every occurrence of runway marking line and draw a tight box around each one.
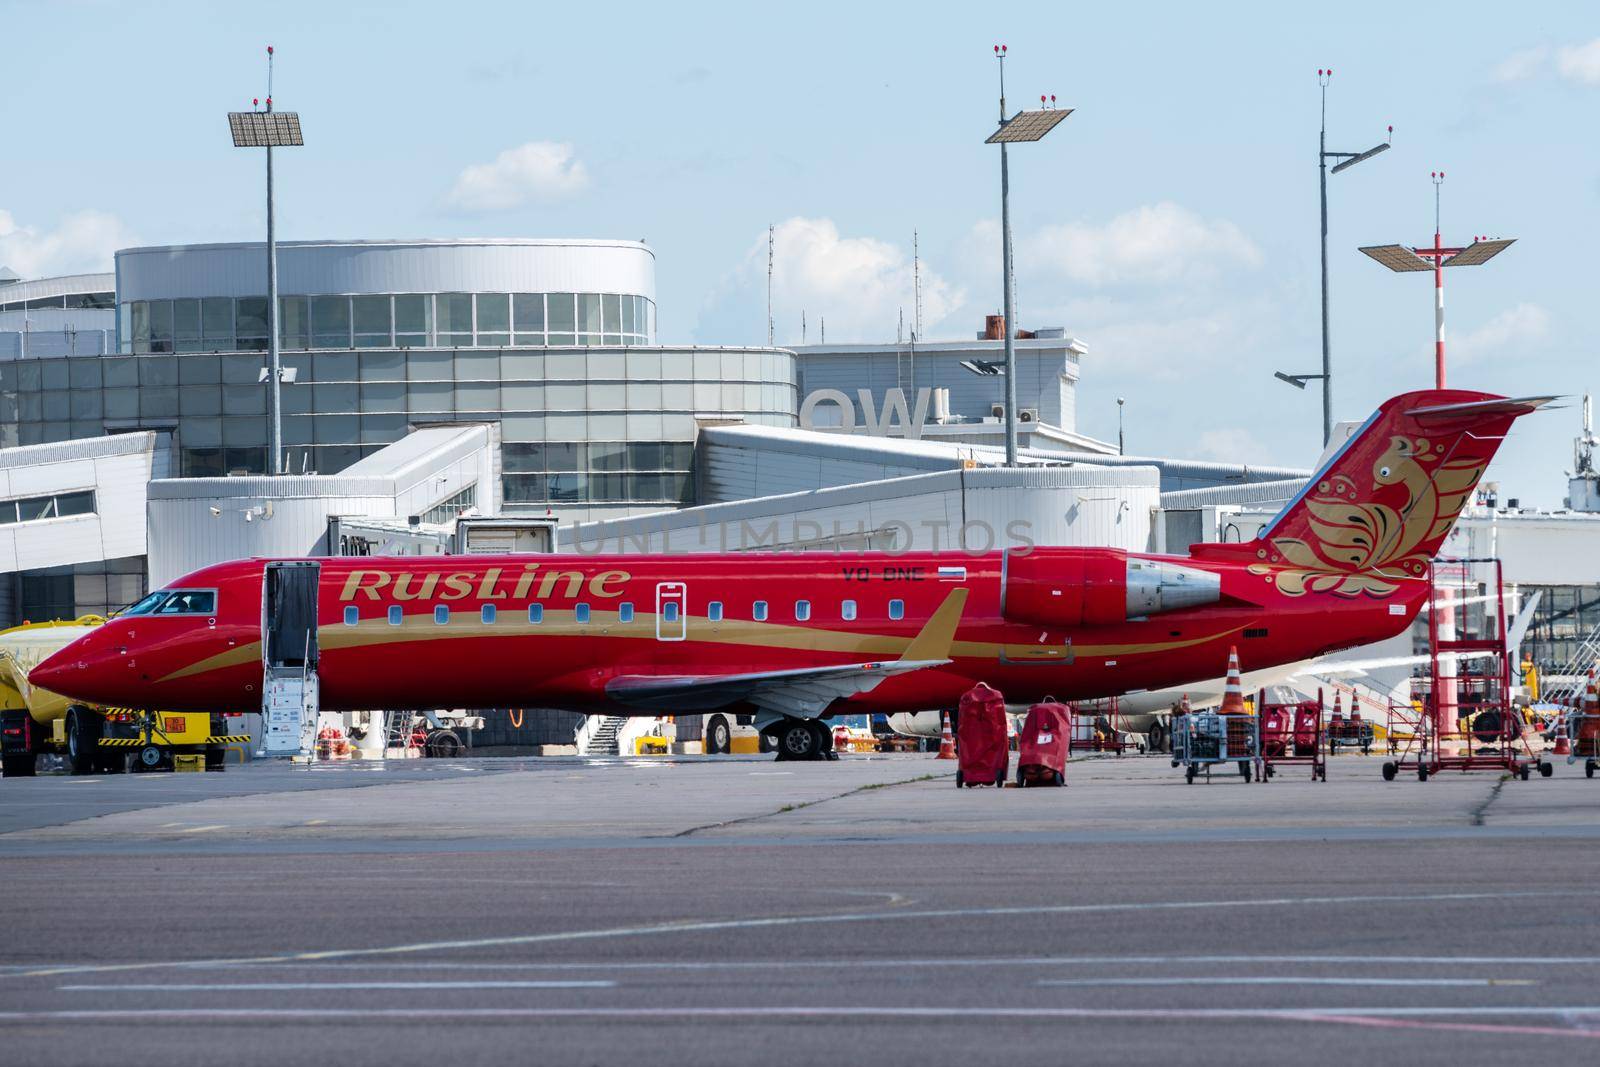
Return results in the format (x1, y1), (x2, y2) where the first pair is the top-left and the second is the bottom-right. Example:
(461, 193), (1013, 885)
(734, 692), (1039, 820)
(9, 889), (1595, 980)
(59, 981), (615, 991)
(1038, 977), (1533, 988)
(0, 1005), (1597, 1035)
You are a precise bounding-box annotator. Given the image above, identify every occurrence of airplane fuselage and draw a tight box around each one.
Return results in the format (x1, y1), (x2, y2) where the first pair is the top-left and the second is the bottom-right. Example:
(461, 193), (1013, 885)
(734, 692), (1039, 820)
(34, 548), (1423, 718)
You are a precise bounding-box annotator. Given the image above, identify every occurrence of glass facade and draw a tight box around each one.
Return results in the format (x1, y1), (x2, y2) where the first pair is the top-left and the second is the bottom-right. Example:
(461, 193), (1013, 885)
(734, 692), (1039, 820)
(0, 345), (798, 509)
(118, 293), (655, 354)
(9, 556), (146, 623)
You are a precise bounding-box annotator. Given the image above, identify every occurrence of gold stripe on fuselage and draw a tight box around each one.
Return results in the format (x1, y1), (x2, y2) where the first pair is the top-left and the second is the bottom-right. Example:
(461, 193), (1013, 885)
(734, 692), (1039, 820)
(157, 609), (1243, 683)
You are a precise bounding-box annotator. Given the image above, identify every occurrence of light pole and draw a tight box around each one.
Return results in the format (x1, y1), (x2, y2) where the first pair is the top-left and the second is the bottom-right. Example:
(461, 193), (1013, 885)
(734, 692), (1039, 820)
(1117, 397), (1125, 455)
(1276, 69), (1390, 445)
(985, 45), (1071, 466)
(1358, 172), (1515, 388)
(228, 45), (303, 475)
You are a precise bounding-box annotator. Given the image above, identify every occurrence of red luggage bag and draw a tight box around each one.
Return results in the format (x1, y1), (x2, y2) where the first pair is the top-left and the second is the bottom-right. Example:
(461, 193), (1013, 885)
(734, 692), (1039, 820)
(955, 683), (1009, 788)
(1260, 706), (1290, 759)
(1017, 701), (1070, 787)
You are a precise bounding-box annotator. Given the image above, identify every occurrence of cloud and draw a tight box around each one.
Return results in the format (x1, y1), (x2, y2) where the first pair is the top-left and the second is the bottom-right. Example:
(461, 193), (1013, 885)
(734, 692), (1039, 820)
(1491, 38), (1600, 85)
(1451, 303), (1551, 365)
(1493, 46), (1549, 83)
(1021, 202), (1263, 287)
(1556, 39), (1600, 85)
(714, 217), (962, 344)
(444, 142), (589, 212)
(1194, 427), (1268, 464)
(0, 208), (133, 278)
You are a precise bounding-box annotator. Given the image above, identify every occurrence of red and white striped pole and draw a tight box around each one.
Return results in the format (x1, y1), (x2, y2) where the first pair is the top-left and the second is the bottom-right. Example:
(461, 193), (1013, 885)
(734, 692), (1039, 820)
(1432, 171), (1446, 388)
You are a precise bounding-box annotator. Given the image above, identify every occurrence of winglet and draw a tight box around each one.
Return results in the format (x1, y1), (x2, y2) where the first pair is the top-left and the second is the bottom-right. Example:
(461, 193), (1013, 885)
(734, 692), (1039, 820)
(899, 588), (968, 664)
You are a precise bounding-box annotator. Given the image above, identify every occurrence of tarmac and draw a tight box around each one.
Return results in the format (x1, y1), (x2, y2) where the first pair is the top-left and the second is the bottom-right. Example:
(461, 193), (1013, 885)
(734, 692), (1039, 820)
(2, 750), (1598, 1066)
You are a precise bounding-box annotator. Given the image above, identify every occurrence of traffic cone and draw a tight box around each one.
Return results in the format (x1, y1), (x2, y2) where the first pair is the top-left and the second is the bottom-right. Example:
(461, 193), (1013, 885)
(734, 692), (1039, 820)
(936, 710), (956, 759)
(1219, 646), (1246, 715)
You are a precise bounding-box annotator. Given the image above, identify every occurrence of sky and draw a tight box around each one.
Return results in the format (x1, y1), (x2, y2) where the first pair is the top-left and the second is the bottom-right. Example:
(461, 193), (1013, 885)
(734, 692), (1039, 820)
(2, 0), (1596, 505)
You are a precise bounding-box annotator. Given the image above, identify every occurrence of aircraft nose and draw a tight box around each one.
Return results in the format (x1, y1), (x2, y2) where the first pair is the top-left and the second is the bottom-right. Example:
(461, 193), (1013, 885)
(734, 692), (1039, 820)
(30, 641), (106, 701)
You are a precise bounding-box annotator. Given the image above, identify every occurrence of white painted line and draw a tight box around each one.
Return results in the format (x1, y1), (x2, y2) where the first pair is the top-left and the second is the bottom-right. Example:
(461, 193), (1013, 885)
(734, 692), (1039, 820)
(93, 954), (1600, 973)
(1038, 977), (1533, 988)
(178, 825), (228, 834)
(0, 1005), (1597, 1026)
(60, 981), (615, 992)
(13, 889), (1592, 980)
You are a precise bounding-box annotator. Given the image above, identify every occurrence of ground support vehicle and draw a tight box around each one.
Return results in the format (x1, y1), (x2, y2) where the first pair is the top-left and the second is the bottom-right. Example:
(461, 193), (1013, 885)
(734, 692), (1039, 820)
(955, 683), (1009, 788)
(1172, 711), (1259, 783)
(1, 618), (242, 776)
(1382, 559), (1542, 782)
(1258, 690), (1326, 781)
(1016, 701), (1070, 787)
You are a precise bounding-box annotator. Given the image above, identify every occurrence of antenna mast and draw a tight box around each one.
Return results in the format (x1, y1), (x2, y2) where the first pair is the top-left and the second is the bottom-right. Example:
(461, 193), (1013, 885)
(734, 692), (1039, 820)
(766, 224), (774, 346)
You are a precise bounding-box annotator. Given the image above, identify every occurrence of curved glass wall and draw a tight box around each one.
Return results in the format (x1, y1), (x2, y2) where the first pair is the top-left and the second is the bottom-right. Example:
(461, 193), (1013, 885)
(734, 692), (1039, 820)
(0, 345), (796, 511)
(118, 292), (654, 354)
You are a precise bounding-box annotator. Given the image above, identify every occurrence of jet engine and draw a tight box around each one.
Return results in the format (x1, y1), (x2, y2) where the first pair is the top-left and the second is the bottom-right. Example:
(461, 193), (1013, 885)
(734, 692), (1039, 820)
(1000, 547), (1219, 628)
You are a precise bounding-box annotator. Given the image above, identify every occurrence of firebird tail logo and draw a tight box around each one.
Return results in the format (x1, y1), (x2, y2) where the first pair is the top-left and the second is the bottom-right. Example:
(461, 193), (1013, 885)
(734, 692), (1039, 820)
(1241, 391), (1548, 599)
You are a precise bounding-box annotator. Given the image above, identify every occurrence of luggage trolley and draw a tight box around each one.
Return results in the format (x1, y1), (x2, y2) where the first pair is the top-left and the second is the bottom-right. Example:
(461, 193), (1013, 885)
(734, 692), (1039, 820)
(1257, 689), (1326, 781)
(1172, 710), (1260, 783)
(1382, 558), (1542, 782)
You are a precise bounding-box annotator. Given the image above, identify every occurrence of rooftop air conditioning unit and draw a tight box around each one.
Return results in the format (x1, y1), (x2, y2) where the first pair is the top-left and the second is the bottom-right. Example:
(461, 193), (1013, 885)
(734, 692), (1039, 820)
(991, 403), (1006, 420)
(1019, 407), (1039, 424)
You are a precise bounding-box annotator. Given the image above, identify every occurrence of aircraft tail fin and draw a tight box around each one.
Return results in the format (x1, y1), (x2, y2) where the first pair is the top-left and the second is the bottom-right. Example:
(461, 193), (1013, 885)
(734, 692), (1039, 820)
(1196, 389), (1551, 597)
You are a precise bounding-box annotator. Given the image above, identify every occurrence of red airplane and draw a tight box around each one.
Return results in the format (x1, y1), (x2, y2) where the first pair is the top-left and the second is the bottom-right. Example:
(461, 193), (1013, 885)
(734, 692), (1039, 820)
(30, 389), (1546, 761)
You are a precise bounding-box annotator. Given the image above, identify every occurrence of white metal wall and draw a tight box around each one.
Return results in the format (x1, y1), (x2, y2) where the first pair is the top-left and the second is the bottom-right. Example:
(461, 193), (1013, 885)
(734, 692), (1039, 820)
(0, 433), (169, 574)
(145, 425), (498, 586)
(116, 240), (656, 303)
(561, 465), (1159, 555)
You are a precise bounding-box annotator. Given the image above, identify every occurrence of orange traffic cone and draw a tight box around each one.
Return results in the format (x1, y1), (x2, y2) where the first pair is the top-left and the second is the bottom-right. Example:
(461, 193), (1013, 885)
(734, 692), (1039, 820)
(936, 710), (956, 759)
(1219, 646), (1246, 715)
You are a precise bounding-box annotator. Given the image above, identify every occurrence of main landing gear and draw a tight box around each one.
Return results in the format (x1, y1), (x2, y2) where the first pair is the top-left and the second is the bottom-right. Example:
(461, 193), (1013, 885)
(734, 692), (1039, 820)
(767, 717), (837, 762)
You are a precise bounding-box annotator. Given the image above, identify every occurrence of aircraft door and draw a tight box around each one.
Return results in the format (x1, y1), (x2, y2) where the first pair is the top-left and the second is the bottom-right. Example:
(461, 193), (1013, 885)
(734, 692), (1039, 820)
(261, 561), (322, 757)
(655, 582), (687, 642)
(264, 562), (321, 669)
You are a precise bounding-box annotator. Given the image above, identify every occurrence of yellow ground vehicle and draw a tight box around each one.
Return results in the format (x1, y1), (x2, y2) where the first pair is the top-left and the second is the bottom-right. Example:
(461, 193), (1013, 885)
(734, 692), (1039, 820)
(0, 618), (240, 777)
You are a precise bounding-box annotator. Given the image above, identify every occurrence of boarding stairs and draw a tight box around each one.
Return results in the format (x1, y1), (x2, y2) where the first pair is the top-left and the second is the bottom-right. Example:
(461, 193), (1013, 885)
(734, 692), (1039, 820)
(384, 710), (417, 757)
(581, 715), (627, 756)
(1541, 623), (1600, 707)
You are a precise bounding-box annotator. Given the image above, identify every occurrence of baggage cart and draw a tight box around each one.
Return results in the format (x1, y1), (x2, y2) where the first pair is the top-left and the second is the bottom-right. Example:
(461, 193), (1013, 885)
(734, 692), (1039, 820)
(955, 683), (1009, 788)
(1016, 701), (1070, 787)
(1172, 710), (1259, 783)
(1568, 708), (1600, 779)
(1067, 696), (1128, 755)
(1257, 689), (1326, 781)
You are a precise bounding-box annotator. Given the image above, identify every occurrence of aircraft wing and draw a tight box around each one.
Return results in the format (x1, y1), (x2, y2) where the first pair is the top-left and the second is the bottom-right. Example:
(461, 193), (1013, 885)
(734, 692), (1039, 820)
(606, 658), (951, 717)
(604, 587), (968, 718)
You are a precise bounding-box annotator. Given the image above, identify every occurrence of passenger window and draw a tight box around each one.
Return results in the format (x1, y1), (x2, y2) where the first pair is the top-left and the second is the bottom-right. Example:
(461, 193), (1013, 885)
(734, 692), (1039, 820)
(795, 600), (811, 621)
(528, 603), (543, 624)
(841, 599), (857, 621)
(618, 602), (634, 623)
(708, 601), (723, 622)
(388, 605), (403, 626)
(575, 603), (591, 623)
(889, 599), (904, 620)
(663, 602), (679, 622)
(753, 600), (768, 621)
(434, 605), (449, 625)
(343, 606), (359, 626)
(481, 604), (496, 624)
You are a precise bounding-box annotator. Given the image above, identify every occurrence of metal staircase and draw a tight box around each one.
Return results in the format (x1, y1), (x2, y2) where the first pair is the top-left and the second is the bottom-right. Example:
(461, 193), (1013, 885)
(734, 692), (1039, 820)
(1543, 624), (1600, 706)
(581, 715), (627, 756)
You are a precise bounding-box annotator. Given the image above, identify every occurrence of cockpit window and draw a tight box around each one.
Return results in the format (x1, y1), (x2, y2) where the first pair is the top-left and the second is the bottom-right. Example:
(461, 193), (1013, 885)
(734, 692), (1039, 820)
(121, 591), (170, 616)
(124, 589), (217, 616)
